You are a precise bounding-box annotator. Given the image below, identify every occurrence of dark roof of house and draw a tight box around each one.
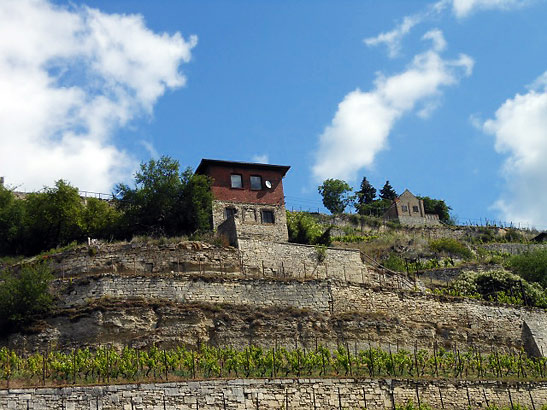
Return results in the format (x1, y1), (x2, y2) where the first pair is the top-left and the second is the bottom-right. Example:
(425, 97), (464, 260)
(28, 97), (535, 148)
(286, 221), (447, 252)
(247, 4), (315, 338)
(532, 232), (547, 242)
(195, 159), (290, 176)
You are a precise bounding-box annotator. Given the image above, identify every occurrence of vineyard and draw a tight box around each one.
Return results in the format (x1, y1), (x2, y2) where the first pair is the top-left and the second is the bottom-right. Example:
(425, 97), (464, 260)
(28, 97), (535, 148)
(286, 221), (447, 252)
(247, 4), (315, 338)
(2, 343), (547, 388)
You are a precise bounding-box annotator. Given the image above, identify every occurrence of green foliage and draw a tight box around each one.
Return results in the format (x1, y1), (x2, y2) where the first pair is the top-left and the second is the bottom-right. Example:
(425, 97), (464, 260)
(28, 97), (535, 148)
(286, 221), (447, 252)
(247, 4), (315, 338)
(0, 181), (125, 256)
(314, 244), (327, 262)
(349, 213), (382, 228)
(418, 196), (452, 224)
(429, 238), (473, 260)
(82, 198), (121, 239)
(382, 254), (407, 272)
(355, 176), (376, 206)
(504, 228), (526, 243)
(379, 180), (397, 201)
(473, 227), (497, 243)
(438, 270), (547, 308)
(2, 343), (547, 387)
(23, 180), (85, 255)
(508, 248), (547, 288)
(470, 227), (527, 244)
(395, 401), (433, 410)
(286, 212), (331, 246)
(0, 264), (53, 327)
(356, 198), (392, 217)
(180, 170), (213, 234)
(332, 234), (376, 243)
(317, 179), (353, 214)
(115, 156), (212, 238)
(0, 186), (25, 255)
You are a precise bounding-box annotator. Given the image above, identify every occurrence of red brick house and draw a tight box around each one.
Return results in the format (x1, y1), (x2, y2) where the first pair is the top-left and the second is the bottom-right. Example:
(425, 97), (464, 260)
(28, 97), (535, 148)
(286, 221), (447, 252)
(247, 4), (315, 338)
(195, 159), (290, 244)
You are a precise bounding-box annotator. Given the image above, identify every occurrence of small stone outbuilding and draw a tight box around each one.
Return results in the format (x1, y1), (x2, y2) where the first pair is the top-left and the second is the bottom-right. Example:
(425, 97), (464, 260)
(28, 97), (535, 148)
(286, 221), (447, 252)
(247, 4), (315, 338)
(383, 189), (440, 227)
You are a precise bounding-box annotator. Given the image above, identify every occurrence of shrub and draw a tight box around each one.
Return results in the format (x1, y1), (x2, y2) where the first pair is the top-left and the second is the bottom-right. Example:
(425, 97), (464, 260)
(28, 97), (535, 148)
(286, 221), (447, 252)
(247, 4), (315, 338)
(315, 245), (327, 262)
(0, 263), (53, 327)
(504, 228), (526, 243)
(382, 254), (406, 272)
(445, 270), (547, 308)
(508, 248), (547, 288)
(429, 238), (473, 260)
(396, 400), (433, 410)
(286, 211), (331, 246)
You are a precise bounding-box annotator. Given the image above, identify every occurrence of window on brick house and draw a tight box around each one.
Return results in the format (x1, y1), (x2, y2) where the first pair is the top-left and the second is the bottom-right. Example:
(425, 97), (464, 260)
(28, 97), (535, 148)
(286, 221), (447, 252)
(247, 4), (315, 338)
(225, 207), (237, 219)
(250, 175), (262, 190)
(401, 205), (408, 212)
(261, 210), (275, 224)
(230, 174), (242, 188)
(412, 206), (419, 213)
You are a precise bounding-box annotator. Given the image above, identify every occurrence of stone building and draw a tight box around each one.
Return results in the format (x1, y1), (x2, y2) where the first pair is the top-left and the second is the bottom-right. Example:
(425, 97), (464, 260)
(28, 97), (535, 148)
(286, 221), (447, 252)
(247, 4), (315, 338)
(195, 159), (290, 245)
(383, 189), (441, 227)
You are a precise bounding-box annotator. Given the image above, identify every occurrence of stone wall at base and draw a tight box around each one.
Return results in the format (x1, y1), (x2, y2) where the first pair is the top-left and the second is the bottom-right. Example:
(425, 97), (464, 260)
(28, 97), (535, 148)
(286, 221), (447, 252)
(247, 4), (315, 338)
(1, 378), (546, 409)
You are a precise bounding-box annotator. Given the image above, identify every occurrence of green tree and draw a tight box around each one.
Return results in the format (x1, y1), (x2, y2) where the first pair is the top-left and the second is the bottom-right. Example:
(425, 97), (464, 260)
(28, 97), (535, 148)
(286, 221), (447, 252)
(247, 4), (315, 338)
(23, 180), (84, 254)
(0, 186), (26, 255)
(82, 197), (122, 239)
(115, 156), (184, 236)
(180, 169), (213, 234)
(115, 156), (212, 237)
(317, 179), (353, 214)
(355, 177), (376, 206)
(418, 196), (452, 224)
(379, 180), (397, 201)
(0, 264), (53, 327)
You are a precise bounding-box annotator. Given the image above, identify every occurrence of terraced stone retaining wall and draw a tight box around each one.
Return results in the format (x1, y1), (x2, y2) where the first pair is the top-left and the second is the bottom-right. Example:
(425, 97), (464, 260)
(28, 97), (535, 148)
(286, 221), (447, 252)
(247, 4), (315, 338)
(50, 273), (547, 353)
(1, 378), (546, 409)
(25, 241), (412, 290)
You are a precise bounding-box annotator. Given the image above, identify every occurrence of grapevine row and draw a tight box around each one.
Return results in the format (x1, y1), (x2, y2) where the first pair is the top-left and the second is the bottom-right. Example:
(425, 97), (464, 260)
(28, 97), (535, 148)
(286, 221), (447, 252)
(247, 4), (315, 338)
(1, 344), (546, 387)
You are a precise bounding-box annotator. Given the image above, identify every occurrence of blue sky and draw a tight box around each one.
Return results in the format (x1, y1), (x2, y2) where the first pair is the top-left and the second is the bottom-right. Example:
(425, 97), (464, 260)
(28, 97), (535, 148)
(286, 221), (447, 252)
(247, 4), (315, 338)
(1, 0), (547, 228)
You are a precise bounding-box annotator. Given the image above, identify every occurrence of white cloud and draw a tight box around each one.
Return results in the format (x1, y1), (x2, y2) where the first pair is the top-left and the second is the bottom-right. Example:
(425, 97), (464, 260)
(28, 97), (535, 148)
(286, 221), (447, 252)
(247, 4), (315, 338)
(252, 154), (270, 164)
(364, 2), (449, 58)
(365, 0), (530, 56)
(422, 29), (447, 52)
(312, 34), (473, 182)
(0, 0), (196, 192)
(364, 15), (421, 58)
(450, 0), (529, 18)
(483, 72), (547, 227)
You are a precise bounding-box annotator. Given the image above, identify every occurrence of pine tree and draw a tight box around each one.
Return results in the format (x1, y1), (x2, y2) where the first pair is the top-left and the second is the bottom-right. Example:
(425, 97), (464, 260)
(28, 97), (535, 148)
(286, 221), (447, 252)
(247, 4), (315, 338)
(356, 177), (376, 206)
(379, 180), (397, 201)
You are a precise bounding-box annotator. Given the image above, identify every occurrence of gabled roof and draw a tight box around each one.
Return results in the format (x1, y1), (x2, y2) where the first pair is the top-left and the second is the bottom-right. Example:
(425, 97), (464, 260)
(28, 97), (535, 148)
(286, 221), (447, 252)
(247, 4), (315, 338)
(393, 189), (416, 202)
(195, 158), (290, 176)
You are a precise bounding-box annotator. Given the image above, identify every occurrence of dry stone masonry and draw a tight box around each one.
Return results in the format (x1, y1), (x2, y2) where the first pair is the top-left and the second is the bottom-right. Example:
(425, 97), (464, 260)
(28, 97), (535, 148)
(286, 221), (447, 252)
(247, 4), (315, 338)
(6, 241), (547, 355)
(1, 378), (546, 409)
(32, 241), (413, 290)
